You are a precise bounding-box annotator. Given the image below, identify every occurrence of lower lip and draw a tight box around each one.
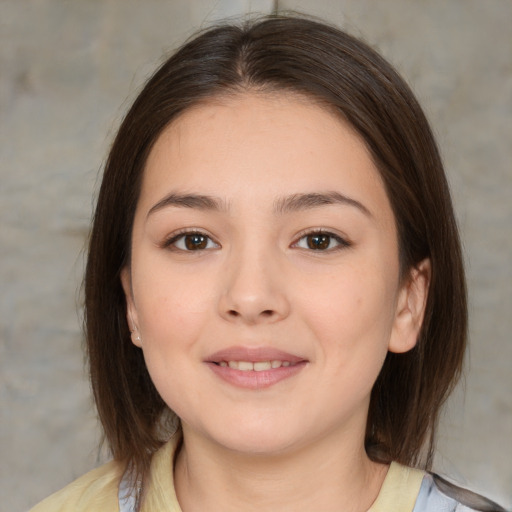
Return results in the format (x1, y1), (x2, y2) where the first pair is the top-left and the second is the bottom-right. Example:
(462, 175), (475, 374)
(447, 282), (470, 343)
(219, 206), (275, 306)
(206, 362), (307, 389)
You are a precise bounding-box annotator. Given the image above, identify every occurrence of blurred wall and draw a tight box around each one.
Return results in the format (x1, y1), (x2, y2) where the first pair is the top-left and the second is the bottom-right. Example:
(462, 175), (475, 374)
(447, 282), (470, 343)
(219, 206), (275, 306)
(1, 1), (510, 510)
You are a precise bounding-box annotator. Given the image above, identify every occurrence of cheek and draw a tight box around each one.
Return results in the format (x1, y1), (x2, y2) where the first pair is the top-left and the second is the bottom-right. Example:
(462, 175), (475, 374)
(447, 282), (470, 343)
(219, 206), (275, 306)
(298, 260), (398, 361)
(131, 267), (215, 417)
(132, 260), (215, 348)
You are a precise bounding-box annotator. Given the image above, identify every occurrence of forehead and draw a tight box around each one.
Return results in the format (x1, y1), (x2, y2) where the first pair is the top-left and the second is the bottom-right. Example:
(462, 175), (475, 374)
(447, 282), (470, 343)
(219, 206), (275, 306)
(139, 92), (391, 223)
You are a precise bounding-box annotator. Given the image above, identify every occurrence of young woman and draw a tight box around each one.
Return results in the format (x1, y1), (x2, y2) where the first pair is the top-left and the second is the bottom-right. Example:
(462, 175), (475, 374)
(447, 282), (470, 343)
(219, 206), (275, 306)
(31, 15), (505, 512)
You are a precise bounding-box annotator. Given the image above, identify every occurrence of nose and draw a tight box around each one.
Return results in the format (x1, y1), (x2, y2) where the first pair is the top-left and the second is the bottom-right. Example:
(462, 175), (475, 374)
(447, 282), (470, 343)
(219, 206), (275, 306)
(218, 245), (290, 325)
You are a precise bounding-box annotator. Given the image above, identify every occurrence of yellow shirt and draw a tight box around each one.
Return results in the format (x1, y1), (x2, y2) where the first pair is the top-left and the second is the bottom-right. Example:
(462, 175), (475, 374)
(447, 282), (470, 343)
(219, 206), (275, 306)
(30, 436), (424, 512)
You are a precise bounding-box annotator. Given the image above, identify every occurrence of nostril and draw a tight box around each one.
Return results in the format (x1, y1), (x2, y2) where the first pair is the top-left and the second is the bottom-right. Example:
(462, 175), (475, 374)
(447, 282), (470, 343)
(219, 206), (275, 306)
(226, 309), (274, 318)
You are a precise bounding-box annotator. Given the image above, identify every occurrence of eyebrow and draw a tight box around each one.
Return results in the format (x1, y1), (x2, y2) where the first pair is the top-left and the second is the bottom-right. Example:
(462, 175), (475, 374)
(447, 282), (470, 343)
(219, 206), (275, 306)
(273, 192), (372, 217)
(147, 191), (371, 218)
(147, 193), (229, 217)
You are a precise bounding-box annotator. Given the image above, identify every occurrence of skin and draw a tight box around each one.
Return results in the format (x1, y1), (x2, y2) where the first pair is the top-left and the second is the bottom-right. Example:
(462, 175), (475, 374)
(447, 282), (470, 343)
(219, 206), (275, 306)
(122, 92), (430, 511)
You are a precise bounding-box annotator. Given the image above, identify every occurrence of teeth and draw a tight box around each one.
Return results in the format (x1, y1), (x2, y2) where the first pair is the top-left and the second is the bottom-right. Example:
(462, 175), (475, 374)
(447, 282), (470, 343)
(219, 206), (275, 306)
(220, 360), (294, 371)
(253, 361), (271, 371)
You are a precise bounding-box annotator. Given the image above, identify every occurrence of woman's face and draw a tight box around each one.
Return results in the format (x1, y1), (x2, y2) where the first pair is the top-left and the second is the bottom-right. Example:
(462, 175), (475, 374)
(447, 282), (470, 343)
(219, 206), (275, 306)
(122, 92), (428, 456)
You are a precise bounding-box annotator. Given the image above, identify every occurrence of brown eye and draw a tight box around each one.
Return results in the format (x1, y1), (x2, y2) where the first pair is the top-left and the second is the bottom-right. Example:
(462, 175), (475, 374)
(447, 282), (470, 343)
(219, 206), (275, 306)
(307, 234), (331, 250)
(184, 234), (208, 250)
(168, 232), (218, 251)
(294, 231), (349, 251)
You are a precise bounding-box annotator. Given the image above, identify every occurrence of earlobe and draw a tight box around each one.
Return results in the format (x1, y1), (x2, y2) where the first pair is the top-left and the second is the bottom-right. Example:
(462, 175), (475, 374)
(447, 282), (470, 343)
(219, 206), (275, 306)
(388, 258), (431, 354)
(120, 266), (143, 348)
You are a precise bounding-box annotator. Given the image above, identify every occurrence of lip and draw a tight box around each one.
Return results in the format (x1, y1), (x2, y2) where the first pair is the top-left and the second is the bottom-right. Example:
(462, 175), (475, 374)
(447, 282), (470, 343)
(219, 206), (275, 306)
(205, 346), (308, 390)
(207, 346), (305, 364)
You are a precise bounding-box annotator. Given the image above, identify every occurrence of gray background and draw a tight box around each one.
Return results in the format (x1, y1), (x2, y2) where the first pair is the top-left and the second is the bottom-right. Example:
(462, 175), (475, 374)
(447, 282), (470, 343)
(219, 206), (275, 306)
(1, 1), (511, 510)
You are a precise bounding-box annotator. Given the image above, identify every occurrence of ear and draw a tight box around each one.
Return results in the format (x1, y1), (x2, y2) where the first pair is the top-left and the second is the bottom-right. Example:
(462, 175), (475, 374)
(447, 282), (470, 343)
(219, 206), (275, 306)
(388, 258), (431, 354)
(120, 266), (142, 348)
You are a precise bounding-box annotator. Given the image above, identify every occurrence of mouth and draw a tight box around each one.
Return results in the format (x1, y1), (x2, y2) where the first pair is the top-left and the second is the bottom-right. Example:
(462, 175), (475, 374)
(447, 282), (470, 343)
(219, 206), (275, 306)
(205, 346), (307, 389)
(215, 360), (297, 371)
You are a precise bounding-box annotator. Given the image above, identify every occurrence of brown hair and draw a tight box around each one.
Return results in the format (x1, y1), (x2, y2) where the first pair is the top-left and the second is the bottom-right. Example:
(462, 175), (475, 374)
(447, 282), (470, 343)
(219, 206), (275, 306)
(85, 14), (466, 486)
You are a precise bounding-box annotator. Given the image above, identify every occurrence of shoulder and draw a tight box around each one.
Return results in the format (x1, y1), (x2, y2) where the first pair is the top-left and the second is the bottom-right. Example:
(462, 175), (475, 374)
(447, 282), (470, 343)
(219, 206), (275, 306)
(413, 472), (506, 512)
(373, 462), (506, 512)
(29, 459), (125, 512)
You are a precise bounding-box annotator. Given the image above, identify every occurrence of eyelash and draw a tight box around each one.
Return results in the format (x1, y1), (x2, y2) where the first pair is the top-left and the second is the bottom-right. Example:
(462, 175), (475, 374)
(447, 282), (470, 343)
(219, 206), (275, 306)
(161, 229), (351, 253)
(292, 230), (352, 252)
(161, 229), (220, 252)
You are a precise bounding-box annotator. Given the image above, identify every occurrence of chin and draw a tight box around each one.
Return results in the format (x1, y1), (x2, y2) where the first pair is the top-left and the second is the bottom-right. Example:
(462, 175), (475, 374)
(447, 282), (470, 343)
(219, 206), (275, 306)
(206, 422), (304, 457)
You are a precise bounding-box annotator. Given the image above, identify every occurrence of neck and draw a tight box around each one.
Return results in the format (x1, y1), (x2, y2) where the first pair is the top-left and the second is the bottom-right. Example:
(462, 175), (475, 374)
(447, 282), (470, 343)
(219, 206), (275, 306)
(174, 426), (388, 512)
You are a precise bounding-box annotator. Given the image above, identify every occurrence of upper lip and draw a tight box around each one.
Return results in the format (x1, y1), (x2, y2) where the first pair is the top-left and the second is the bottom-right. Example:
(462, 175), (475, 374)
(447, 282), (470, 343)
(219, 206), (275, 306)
(206, 346), (306, 364)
